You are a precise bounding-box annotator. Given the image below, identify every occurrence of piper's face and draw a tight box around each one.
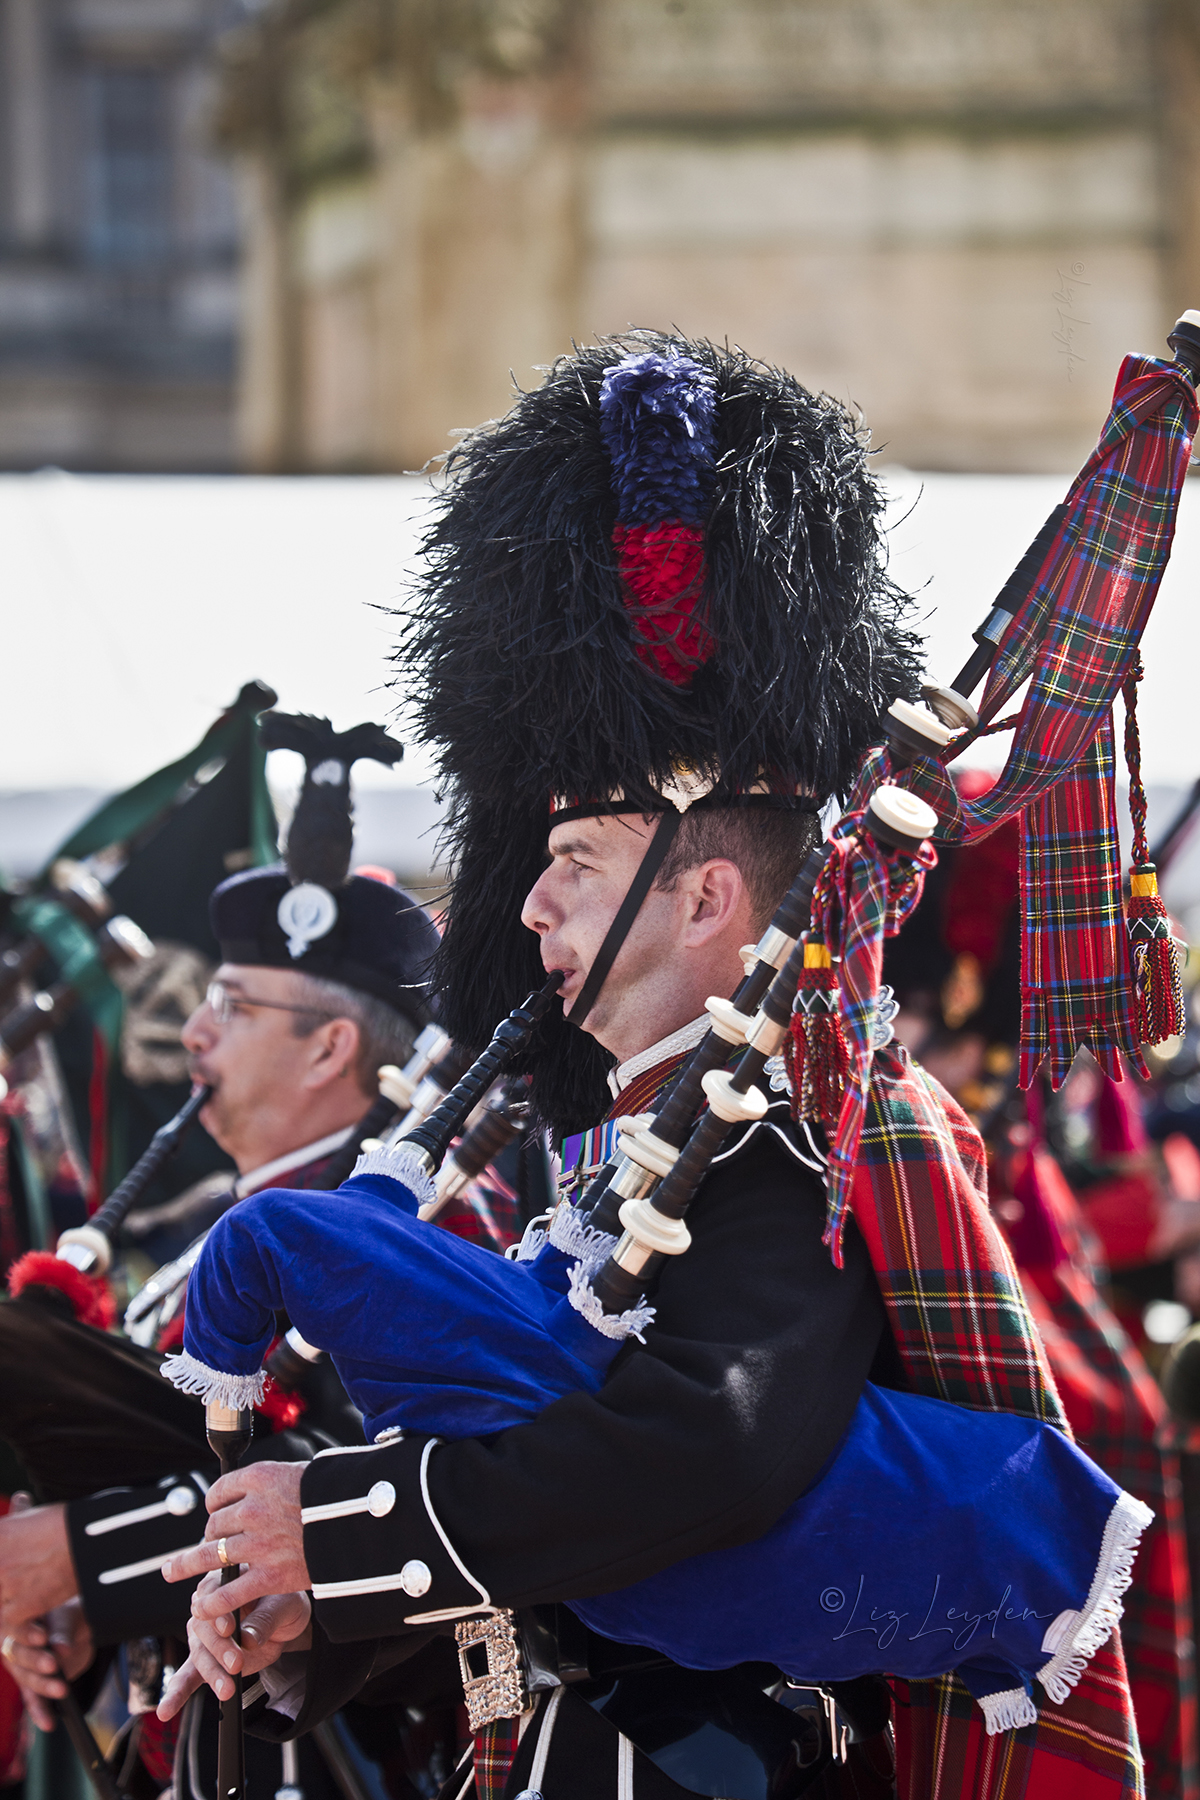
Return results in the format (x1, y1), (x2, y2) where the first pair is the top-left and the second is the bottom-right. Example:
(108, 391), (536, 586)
(521, 813), (749, 1063)
(181, 963), (354, 1171)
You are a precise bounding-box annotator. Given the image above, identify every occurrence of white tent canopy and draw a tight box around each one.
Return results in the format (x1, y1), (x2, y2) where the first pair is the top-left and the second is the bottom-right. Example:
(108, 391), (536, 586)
(2, 468), (1199, 895)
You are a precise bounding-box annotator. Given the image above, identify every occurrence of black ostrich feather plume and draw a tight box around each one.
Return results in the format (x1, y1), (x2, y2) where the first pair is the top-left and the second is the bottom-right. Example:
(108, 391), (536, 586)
(258, 712), (403, 892)
(392, 333), (922, 1131)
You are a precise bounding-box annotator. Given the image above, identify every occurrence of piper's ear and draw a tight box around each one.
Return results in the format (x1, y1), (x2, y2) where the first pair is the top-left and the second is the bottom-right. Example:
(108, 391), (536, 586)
(302, 1017), (363, 1090)
(679, 858), (746, 943)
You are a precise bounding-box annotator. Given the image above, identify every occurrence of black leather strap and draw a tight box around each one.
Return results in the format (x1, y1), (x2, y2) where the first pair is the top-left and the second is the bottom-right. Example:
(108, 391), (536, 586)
(565, 811), (684, 1028)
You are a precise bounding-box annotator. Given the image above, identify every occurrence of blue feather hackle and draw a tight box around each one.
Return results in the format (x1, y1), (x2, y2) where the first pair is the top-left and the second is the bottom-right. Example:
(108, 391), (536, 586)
(599, 352), (718, 526)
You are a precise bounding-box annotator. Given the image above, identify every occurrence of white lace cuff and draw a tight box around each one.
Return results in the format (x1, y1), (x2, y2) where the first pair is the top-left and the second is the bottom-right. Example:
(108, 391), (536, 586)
(351, 1141), (436, 1210)
(566, 1261), (655, 1343)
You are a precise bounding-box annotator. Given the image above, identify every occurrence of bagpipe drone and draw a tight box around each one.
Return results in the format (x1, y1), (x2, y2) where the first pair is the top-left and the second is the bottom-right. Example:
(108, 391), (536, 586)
(165, 317), (1200, 1741)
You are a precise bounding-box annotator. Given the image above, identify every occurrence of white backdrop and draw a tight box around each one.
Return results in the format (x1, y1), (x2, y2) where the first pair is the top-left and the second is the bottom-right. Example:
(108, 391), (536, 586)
(1, 465), (1196, 792)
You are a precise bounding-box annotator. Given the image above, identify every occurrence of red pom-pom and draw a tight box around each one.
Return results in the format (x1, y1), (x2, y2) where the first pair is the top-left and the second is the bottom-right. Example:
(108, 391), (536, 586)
(257, 1374), (306, 1433)
(6, 1250), (115, 1330)
(614, 520), (713, 686)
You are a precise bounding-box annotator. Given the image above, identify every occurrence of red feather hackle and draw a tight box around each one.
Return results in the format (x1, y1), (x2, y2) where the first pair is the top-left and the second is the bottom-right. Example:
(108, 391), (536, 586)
(612, 521), (713, 687)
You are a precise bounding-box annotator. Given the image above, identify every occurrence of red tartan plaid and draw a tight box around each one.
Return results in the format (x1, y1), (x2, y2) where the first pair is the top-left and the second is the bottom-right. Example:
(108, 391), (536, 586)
(853, 1047), (1146, 1799)
(470, 1714), (521, 1800)
(438, 1168), (523, 1252)
(1006, 1149), (1198, 1800)
(897, 353), (1198, 1089)
(604, 1050), (695, 1125)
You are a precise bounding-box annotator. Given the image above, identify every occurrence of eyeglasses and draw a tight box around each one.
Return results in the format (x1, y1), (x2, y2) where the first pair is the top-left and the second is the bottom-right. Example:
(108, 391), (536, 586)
(205, 980), (336, 1027)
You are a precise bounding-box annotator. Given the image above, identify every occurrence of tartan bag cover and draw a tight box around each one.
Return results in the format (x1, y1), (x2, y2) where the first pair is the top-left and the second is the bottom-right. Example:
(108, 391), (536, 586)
(898, 352), (1198, 1089)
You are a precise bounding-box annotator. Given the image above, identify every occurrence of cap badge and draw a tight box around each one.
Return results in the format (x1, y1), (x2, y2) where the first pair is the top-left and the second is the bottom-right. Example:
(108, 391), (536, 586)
(277, 882), (338, 959)
(658, 764), (716, 814)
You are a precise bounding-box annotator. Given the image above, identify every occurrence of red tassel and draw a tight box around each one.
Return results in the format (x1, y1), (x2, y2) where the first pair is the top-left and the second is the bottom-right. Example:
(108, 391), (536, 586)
(1127, 864), (1185, 1046)
(7, 1250), (114, 1330)
(785, 939), (850, 1130)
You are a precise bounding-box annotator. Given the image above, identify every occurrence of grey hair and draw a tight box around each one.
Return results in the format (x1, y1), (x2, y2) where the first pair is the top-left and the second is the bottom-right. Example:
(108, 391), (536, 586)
(285, 973), (419, 1095)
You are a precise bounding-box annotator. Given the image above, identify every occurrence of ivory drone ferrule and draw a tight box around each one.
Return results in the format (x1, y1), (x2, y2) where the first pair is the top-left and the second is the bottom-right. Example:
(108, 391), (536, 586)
(701, 1069), (770, 1124)
(705, 995), (751, 1046)
(617, 1199), (692, 1257)
(55, 1225), (112, 1276)
(615, 1126), (679, 1180)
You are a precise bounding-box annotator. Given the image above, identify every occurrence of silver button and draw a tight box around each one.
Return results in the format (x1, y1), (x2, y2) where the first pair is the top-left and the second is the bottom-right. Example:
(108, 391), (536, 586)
(399, 1559), (431, 1597)
(367, 1480), (396, 1518)
(165, 1486), (197, 1517)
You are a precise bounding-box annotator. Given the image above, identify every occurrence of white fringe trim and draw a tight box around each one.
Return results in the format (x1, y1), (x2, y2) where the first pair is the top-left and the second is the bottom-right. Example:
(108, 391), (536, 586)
(351, 1141), (436, 1209)
(978, 1687), (1038, 1736)
(160, 1351), (266, 1411)
(549, 1203), (618, 1274)
(512, 1211), (552, 1263)
(566, 1262), (656, 1343)
(1036, 1490), (1155, 1706)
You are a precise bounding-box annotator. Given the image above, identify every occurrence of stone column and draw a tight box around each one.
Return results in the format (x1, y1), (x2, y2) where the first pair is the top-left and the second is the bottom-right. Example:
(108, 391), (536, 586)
(3, 0), (53, 246)
(234, 154), (303, 470)
(368, 67), (587, 470)
(1161, 0), (1200, 323)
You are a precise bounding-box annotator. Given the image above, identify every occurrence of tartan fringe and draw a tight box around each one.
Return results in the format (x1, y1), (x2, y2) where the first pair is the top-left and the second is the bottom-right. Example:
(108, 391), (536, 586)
(160, 1350), (266, 1412)
(785, 964), (850, 1132)
(979, 1687), (1039, 1735)
(1037, 1489), (1155, 1705)
(1127, 868), (1185, 1047)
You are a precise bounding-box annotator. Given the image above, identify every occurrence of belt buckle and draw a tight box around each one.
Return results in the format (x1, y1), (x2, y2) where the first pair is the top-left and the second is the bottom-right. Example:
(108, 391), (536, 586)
(455, 1610), (527, 1732)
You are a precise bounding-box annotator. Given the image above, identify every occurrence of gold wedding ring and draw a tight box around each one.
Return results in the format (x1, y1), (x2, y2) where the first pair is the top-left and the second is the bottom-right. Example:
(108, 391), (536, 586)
(216, 1536), (232, 1568)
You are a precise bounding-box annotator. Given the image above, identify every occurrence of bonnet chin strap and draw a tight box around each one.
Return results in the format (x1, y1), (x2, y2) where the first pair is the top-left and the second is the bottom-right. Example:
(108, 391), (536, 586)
(565, 810), (684, 1029)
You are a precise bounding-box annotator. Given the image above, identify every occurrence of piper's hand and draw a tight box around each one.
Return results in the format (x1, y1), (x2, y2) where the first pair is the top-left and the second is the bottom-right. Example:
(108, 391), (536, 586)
(157, 1581), (312, 1719)
(161, 1461), (309, 1615)
(0, 1494), (76, 1633)
(2, 1599), (94, 1732)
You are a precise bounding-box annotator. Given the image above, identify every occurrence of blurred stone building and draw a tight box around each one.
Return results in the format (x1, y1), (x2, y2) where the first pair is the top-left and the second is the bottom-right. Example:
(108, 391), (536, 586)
(0, 0), (241, 469)
(231, 1), (1200, 473)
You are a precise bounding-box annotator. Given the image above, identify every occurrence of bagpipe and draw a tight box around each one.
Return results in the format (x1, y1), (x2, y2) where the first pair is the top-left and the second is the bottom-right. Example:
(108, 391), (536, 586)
(0, 1085), (222, 1498)
(0, 860), (154, 1081)
(168, 312), (1200, 1762)
(0, 1016), (491, 1800)
(0, 1008), (483, 1491)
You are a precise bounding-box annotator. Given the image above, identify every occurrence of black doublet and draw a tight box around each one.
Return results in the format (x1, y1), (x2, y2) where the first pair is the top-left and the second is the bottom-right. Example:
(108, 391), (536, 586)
(256, 1104), (889, 1796)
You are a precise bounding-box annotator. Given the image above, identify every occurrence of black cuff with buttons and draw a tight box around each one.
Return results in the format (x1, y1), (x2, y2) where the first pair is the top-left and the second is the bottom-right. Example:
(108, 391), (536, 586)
(301, 1435), (488, 1643)
(69, 1474), (209, 1644)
